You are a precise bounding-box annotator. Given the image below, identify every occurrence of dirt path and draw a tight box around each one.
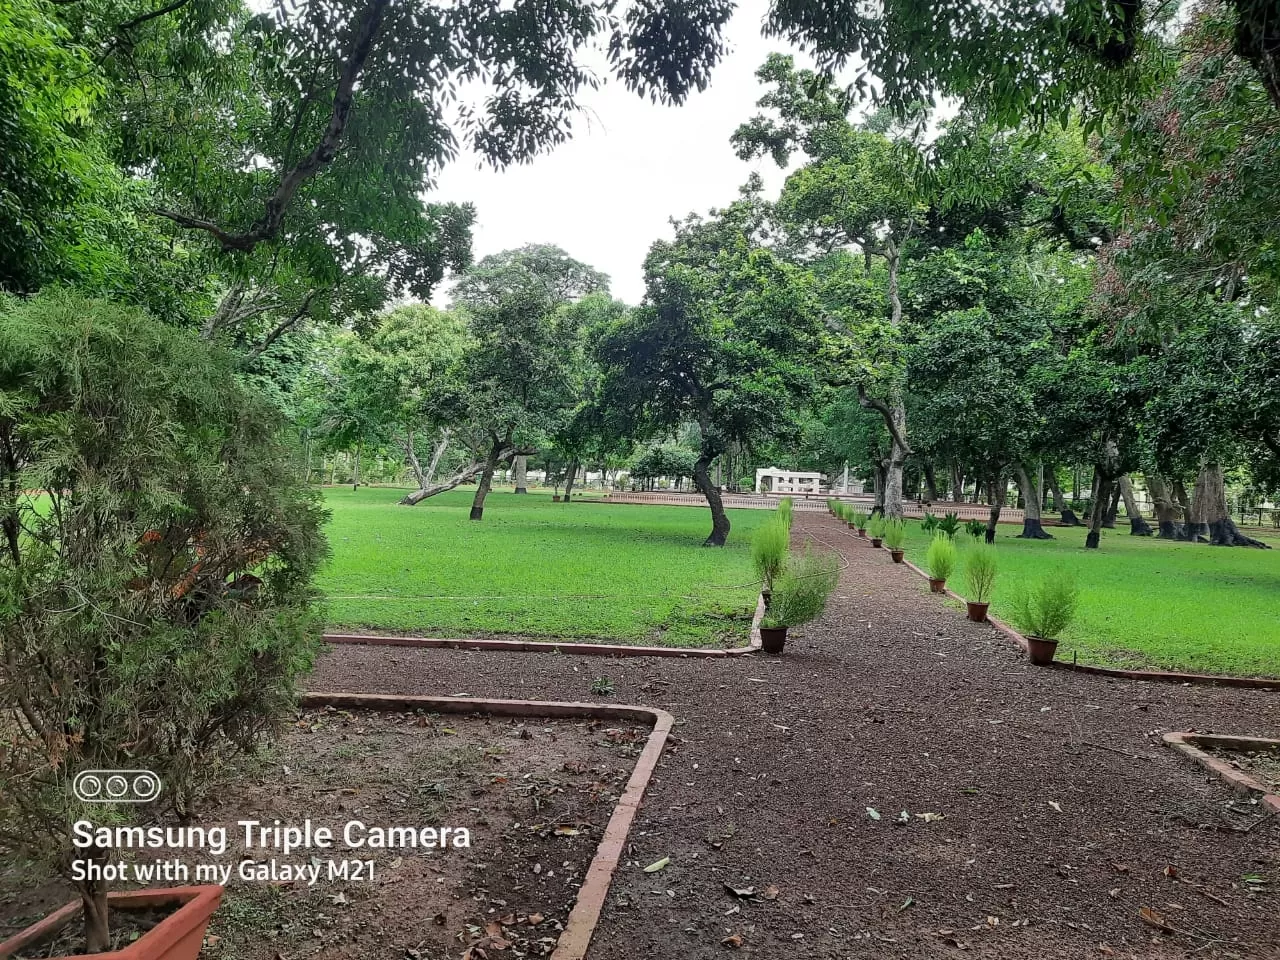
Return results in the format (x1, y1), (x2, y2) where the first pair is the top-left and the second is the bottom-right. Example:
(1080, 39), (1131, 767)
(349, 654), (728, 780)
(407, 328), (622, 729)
(310, 511), (1280, 958)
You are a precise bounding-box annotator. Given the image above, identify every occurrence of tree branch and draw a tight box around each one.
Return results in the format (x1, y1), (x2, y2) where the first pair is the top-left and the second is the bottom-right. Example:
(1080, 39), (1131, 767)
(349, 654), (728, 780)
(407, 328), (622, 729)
(244, 289), (320, 361)
(856, 384), (912, 456)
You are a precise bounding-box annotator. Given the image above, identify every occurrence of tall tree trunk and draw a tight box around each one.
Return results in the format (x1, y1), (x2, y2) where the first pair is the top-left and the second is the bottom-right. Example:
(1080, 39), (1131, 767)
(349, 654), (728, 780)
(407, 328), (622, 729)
(922, 462), (939, 503)
(872, 462), (887, 515)
(691, 449), (730, 546)
(1118, 475), (1153, 535)
(1085, 467), (1100, 521)
(77, 844), (112, 953)
(984, 472), (1004, 543)
(401, 442), (513, 506)
(971, 477), (983, 503)
(1045, 465), (1081, 526)
(1193, 463), (1270, 547)
(512, 454), (528, 494)
(1102, 484), (1120, 528)
(351, 443), (361, 490)
(1085, 441), (1123, 549)
(950, 463), (964, 502)
(403, 429), (426, 489)
(422, 427), (450, 487)
(1015, 465), (1054, 539)
(563, 459), (580, 501)
(469, 438), (503, 521)
(1173, 479), (1203, 541)
(1146, 474), (1183, 539)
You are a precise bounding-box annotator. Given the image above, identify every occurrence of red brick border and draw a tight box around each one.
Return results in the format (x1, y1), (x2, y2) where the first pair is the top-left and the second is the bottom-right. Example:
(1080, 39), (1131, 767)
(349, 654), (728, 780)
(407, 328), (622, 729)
(297, 691), (674, 960)
(324, 593), (765, 659)
(839, 521), (1278, 691)
(1162, 732), (1280, 815)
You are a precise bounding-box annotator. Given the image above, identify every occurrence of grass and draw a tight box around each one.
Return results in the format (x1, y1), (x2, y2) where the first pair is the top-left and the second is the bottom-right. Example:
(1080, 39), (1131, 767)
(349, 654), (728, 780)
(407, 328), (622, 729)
(893, 523), (1280, 677)
(318, 486), (768, 647)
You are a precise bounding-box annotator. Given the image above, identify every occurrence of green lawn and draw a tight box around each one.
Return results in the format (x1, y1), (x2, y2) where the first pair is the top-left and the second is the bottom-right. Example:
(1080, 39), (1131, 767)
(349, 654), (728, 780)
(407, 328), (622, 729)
(893, 522), (1280, 678)
(318, 487), (767, 646)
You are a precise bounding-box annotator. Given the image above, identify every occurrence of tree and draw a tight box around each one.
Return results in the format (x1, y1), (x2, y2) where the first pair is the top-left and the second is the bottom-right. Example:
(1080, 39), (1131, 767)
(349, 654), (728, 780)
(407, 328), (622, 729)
(440, 245), (608, 519)
(597, 191), (822, 545)
(0, 292), (326, 951)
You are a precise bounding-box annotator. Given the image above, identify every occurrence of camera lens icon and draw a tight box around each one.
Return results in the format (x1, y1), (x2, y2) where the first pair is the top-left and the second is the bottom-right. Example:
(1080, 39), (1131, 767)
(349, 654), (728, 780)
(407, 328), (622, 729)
(73, 770), (161, 804)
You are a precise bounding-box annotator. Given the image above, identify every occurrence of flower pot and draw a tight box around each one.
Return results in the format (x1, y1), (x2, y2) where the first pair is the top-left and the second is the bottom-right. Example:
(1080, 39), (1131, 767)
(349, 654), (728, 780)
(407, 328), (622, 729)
(1026, 635), (1059, 666)
(928, 578), (946, 593)
(552, 495), (561, 501)
(759, 626), (787, 654)
(0, 886), (222, 960)
(847, 521), (856, 529)
(857, 527), (866, 537)
(966, 601), (989, 622)
(870, 537), (882, 548)
(890, 549), (904, 563)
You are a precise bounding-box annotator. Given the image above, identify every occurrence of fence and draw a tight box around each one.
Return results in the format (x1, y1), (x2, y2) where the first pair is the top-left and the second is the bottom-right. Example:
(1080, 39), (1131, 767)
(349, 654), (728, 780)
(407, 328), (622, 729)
(602, 491), (1027, 524)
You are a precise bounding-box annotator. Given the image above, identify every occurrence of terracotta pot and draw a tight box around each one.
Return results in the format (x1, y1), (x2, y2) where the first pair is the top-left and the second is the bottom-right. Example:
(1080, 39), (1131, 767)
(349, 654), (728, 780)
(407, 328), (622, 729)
(759, 626), (787, 655)
(890, 549), (904, 563)
(0, 886), (222, 960)
(1026, 635), (1059, 666)
(870, 537), (882, 548)
(928, 578), (946, 593)
(857, 527), (866, 537)
(966, 601), (989, 622)
(552, 495), (561, 501)
(847, 521), (856, 529)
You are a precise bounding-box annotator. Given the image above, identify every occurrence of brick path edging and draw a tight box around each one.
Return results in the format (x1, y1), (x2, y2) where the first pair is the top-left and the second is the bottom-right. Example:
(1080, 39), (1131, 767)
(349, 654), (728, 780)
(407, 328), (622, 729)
(324, 594), (766, 659)
(826, 518), (1279, 692)
(298, 691), (674, 960)
(1162, 732), (1280, 815)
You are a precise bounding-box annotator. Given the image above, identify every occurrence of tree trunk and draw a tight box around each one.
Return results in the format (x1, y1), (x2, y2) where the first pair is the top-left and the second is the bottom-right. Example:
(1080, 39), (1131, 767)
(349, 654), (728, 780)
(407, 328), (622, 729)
(922, 462), (939, 503)
(1173, 479), (1203, 541)
(872, 461), (886, 515)
(403, 430), (425, 489)
(692, 450), (730, 546)
(971, 477), (982, 503)
(1193, 463), (1270, 547)
(512, 454), (528, 494)
(351, 443), (361, 490)
(401, 444), (514, 505)
(1045, 466), (1081, 526)
(1118, 475), (1153, 536)
(1085, 440), (1122, 549)
(469, 439), (503, 521)
(984, 472), (1004, 543)
(1015, 465), (1054, 539)
(563, 459), (580, 501)
(1101, 483), (1120, 528)
(950, 463), (964, 502)
(77, 844), (112, 953)
(1146, 474), (1183, 539)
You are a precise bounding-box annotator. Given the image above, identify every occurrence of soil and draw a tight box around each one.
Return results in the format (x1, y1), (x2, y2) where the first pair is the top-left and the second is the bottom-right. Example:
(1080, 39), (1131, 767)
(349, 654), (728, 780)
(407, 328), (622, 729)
(310, 511), (1280, 959)
(1208, 746), (1280, 793)
(0, 710), (647, 960)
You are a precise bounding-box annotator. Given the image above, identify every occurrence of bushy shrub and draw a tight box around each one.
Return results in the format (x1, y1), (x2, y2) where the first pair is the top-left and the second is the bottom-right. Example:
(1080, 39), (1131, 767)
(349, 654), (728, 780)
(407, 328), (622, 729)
(964, 541), (998, 602)
(882, 517), (906, 549)
(924, 533), (957, 581)
(778, 497), (794, 528)
(965, 518), (986, 540)
(751, 519), (790, 592)
(851, 508), (869, 529)
(0, 293), (327, 950)
(762, 546), (840, 628)
(937, 512), (961, 538)
(1009, 575), (1079, 640)
(867, 513), (886, 538)
(921, 512), (939, 533)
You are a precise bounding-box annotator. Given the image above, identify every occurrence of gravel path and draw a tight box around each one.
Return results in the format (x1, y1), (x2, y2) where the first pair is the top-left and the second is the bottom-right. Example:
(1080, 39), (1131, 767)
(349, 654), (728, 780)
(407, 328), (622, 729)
(310, 511), (1280, 959)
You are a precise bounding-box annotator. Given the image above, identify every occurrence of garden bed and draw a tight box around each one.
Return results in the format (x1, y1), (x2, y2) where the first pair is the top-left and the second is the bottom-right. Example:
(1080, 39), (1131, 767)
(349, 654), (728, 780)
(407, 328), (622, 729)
(1164, 733), (1280, 815)
(0, 708), (650, 960)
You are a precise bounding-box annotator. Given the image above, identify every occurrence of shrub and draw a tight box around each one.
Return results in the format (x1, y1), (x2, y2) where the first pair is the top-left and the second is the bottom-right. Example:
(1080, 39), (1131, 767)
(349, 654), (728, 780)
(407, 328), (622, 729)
(0, 293), (327, 951)
(751, 519), (790, 592)
(921, 512), (939, 533)
(1009, 575), (1080, 640)
(762, 546), (840, 628)
(963, 541), (998, 602)
(924, 533), (957, 582)
(778, 497), (794, 528)
(965, 518), (986, 540)
(937, 512), (961, 538)
(851, 508), (869, 529)
(867, 513), (886, 539)
(882, 517), (906, 550)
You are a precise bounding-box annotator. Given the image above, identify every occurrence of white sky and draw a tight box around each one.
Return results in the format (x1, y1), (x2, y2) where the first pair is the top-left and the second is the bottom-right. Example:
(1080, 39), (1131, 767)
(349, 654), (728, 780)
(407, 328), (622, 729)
(431, 1), (812, 305)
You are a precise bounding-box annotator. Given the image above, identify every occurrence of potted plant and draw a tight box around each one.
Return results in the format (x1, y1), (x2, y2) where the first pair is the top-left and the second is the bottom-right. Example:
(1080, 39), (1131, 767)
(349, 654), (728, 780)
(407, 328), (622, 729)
(1009, 575), (1080, 665)
(758, 547), (840, 654)
(0, 297), (326, 957)
(924, 532), (956, 592)
(883, 517), (906, 562)
(962, 540), (997, 621)
(852, 509), (869, 537)
(867, 513), (886, 547)
(751, 518), (789, 607)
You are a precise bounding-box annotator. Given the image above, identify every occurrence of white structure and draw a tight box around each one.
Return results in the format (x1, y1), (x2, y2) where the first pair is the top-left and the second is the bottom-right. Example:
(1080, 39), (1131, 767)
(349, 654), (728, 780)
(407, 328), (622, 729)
(755, 466), (825, 495)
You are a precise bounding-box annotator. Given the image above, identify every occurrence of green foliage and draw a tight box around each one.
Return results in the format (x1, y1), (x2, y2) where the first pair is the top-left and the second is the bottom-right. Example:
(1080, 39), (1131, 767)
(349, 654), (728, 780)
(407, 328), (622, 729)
(882, 517), (907, 549)
(866, 513), (886, 539)
(630, 443), (698, 483)
(751, 519), (790, 591)
(0, 292), (327, 940)
(925, 534), (957, 582)
(761, 546), (840, 629)
(965, 518), (986, 540)
(778, 497), (794, 528)
(964, 542), (998, 603)
(1009, 576), (1080, 641)
(937, 512), (962, 538)
(921, 512), (939, 533)
(850, 508), (870, 529)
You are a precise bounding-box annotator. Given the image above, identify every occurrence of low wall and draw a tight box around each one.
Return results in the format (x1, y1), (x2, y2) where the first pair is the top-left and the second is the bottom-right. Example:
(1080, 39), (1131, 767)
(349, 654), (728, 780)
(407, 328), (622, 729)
(601, 491), (1027, 523)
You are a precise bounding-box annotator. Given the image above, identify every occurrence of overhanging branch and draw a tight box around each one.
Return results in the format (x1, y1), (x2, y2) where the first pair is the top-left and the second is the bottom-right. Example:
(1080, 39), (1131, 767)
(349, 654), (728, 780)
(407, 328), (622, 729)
(856, 384), (912, 456)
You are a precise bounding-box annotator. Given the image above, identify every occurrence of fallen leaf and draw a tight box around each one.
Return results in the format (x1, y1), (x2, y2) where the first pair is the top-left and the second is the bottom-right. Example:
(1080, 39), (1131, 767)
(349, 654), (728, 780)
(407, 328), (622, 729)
(763, 884), (780, 901)
(643, 856), (670, 873)
(527, 913), (544, 925)
(723, 882), (757, 898)
(1138, 906), (1175, 934)
(721, 933), (744, 949)
(915, 812), (945, 823)
(866, 807), (882, 821)
(1048, 801), (1062, 813)
(554, 825), (582, 836)
(899, 896), (915, 912)
(1163, 865), (1179, 879)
